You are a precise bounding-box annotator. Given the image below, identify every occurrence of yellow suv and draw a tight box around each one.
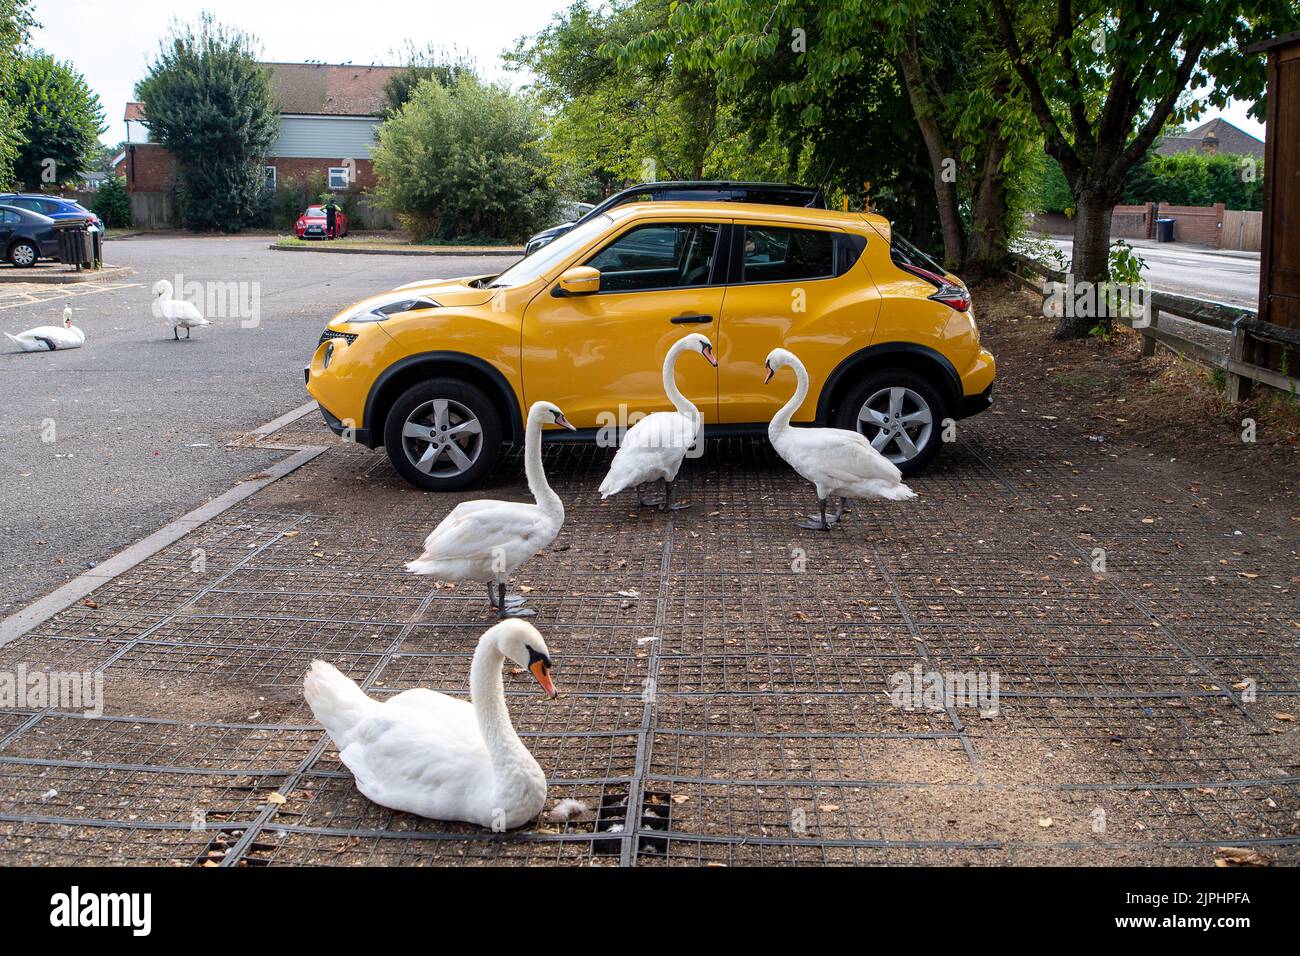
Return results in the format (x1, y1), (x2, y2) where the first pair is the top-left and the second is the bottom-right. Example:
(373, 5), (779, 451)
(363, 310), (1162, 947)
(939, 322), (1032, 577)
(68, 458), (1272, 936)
(305, 201), (995, 491)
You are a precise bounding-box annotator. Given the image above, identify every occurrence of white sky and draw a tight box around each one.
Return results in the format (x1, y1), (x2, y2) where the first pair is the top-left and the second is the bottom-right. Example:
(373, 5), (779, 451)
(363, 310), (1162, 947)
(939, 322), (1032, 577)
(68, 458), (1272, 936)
(29, 0), (1267, 149)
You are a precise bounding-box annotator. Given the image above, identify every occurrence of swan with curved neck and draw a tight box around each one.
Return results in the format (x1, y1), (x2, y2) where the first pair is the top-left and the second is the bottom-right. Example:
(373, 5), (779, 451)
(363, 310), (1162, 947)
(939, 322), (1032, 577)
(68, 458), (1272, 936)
(304, 618), (557, 828)
(5, 306), (85, 352)
(598, 332), (717, 510)
(406, 401), (574, 617)
(765, 348), (915, 530)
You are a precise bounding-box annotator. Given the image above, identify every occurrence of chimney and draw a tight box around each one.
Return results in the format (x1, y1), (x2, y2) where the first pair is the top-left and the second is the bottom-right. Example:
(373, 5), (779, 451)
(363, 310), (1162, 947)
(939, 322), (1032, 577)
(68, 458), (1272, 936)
(1201, 131), (1219, 156)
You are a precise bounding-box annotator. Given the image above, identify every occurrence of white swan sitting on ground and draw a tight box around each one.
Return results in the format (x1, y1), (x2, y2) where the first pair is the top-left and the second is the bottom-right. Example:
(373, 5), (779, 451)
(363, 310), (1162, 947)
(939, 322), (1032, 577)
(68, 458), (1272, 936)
(303, 618), (557, 828)
(765, 348), (916, 530)
(405, 401), (573, 617)
(5, 306), (84, 352)
(151, 279), (210, 339)
(598, 332), (717, 510)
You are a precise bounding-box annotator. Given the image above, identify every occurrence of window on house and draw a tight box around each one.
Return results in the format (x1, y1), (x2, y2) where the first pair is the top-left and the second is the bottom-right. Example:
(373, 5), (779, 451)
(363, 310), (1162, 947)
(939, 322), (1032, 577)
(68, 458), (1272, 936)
(263, 166), (277, 191)
(328, 167), (350, 191)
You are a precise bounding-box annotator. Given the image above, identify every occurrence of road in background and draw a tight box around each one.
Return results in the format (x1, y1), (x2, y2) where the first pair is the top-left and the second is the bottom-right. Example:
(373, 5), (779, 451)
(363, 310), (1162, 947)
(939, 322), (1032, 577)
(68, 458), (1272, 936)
(0, 237), (514, 611)
(1046, 237), (1260, 306)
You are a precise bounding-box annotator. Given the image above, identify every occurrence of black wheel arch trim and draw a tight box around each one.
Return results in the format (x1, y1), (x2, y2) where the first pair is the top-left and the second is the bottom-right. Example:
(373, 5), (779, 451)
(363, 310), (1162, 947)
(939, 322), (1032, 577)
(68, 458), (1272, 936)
(363, 351), (524, 448)
(817, 342), (963, 423)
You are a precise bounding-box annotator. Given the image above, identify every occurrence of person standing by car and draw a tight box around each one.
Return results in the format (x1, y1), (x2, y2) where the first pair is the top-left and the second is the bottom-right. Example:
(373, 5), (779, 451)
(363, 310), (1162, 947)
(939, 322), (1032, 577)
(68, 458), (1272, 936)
(323, 199), (340, 239)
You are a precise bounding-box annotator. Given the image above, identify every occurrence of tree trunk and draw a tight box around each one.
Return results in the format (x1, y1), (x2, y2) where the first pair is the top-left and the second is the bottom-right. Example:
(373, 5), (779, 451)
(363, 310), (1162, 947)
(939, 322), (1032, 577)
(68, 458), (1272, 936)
(964, 132), (1010, 282)
(1057, 187), (1116, 339)
(896, 43), (964, 269)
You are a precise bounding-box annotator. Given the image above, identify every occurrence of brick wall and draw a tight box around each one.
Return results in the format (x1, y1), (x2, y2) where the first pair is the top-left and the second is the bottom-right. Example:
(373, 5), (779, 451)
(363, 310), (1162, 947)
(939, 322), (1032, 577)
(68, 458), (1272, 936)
(117, 144), (177, 193)
(270, 157), (377, 191)
(1154, 203), (1225, 246)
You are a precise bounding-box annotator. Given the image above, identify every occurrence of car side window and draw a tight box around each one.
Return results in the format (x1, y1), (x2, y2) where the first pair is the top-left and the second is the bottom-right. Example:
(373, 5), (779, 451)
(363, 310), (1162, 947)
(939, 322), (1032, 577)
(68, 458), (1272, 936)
(740, 226), (836, 283)
(10, 198), (40, 212)
(585, 222), (721, 293)
(0, 210), (16, 224)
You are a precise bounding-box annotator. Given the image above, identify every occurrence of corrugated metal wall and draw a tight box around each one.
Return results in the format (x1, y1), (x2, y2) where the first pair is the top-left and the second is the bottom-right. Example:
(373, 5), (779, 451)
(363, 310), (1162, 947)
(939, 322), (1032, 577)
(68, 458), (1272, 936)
(271, 116), (380, 159)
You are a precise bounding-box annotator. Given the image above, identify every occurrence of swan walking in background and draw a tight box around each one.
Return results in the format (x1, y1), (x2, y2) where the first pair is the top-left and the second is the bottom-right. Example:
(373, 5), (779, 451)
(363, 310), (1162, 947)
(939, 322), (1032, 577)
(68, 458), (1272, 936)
(151, 279), (210, 340)
(5, 306), (85, 352)
(765, 348), (916, 530)
(406, 401), (574, 617)
(598, 332), (717, 510)
(304, 619), (557, 828)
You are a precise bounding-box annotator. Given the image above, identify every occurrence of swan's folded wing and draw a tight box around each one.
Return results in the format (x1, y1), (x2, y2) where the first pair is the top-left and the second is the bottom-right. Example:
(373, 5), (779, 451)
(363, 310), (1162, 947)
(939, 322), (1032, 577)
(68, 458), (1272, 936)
(339, 706), (491, 815)
(803, 429), (902, 484)
(418, 501), (548, 560)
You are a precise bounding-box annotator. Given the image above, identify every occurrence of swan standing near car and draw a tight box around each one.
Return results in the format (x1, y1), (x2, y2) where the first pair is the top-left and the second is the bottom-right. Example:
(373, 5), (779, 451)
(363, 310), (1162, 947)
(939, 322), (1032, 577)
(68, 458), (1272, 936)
(765, 348), (916, 530)
(304, 619), (557, 828)
(598, 332), (718, 510)
(5, 306), (84, 352)
(405, 401), (574, 617)
(152, 279), (210, 340)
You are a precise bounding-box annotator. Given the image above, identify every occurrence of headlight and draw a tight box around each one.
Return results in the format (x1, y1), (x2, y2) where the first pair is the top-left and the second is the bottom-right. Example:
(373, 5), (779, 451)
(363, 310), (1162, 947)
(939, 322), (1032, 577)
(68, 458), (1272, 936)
(341, 295), (440, 324)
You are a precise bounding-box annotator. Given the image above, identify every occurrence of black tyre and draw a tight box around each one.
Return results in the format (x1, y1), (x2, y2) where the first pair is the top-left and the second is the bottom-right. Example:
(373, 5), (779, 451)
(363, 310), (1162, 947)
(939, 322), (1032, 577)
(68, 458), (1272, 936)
(8, 240), (38, 267)
(384, 378), (503, 491)
(834, 368), (948, 477)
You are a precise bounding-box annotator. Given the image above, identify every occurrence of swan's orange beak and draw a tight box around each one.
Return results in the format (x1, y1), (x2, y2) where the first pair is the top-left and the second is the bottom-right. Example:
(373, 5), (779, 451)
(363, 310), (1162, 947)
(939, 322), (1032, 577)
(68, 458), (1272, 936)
(530, 659), (558, 698)
(701, 345), (718, 367)
(763, 365), (775, 384)
(554, 412), (577, 432)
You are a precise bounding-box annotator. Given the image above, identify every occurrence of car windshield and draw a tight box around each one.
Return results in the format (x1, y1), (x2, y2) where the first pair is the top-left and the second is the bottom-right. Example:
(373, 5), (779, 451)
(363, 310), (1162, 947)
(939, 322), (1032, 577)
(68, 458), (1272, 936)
(306, 206), (324, 216)
(489, 214), (614, 288)
(890, 232), (947, 277)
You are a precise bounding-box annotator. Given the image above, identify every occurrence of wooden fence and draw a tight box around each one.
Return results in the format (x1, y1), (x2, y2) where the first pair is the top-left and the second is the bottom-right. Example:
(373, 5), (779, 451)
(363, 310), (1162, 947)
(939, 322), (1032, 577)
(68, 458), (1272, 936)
(1220, 210), (1264, 252)
(1008, 252), (1299, 401)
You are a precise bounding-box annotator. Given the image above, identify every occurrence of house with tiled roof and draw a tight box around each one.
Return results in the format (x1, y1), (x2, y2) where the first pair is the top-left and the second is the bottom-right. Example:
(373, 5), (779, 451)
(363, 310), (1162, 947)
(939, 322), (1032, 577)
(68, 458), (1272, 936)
(1154, 118), (1265, 159)
(114, 62), (405, 224)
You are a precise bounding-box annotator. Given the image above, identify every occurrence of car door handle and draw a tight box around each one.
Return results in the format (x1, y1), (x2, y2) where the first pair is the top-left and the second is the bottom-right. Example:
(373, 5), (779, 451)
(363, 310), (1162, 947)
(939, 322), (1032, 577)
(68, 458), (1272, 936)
(670, 313), (712, 324)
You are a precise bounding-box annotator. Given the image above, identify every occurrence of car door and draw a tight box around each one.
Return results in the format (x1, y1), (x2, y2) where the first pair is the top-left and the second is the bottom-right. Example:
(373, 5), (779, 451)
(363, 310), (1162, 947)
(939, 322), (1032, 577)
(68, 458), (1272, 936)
(0, 210), (15, 249)
(521, 218), (726, 428)
(716, 221), (878, 423)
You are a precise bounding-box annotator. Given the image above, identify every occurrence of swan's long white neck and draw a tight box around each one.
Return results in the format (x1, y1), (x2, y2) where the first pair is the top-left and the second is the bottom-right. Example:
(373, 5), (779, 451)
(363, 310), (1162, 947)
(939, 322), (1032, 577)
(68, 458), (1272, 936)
(663, 338), (700, 421)
(469, 634), (534, 783)
(524, 407), (563, 519)
(770, 358), (809, 439)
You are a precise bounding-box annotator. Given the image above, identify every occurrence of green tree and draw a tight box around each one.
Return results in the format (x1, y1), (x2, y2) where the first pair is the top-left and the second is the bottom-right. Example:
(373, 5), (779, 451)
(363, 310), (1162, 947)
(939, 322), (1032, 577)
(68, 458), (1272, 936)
(135, 15), (279, 232)
(0, 0), (37, 189)
(987, 0), (1299, 336)
(90, 174), (131, 228)
(384, 42), (477, 115)
(373, 73), (560, 241)
(10, 51), (105, 188)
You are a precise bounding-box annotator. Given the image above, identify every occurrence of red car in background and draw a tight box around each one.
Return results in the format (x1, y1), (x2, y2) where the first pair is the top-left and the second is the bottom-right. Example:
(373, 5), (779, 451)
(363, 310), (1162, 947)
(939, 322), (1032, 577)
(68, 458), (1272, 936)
(294, 204), (349, 239)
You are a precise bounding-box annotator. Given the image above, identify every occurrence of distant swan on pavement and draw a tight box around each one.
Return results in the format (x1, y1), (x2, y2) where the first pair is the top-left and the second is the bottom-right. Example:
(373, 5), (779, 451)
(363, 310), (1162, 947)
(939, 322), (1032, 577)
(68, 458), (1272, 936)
(152, 279), (210, 339)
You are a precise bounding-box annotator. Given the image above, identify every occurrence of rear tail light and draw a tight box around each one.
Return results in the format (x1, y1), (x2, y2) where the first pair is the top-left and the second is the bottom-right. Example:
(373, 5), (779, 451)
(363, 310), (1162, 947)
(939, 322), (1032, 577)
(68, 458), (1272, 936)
(897, 262), (971, 312)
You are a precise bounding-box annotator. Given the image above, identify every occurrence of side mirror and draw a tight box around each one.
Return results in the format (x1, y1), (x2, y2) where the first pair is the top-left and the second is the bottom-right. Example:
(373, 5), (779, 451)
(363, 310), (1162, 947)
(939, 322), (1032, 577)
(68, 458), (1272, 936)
(554, 266), (600, 297)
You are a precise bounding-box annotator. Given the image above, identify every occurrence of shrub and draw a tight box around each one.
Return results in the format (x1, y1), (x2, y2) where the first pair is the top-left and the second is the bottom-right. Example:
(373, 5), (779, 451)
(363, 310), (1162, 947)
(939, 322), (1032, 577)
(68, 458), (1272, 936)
(373, 73), (558, 242)
(90, 174), (131, 227)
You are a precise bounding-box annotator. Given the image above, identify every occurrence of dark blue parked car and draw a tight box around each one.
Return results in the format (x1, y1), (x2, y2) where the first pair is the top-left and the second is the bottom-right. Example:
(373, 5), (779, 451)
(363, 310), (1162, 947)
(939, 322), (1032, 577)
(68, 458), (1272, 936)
(0, 205), (61, 267)
(0, 193), (102, 231)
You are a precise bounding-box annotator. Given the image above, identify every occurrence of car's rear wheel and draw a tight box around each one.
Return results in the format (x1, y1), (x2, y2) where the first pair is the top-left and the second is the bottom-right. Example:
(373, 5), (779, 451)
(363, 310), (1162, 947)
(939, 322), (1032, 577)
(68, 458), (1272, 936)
(8, 240), (38, 267)
(383, 378), (502, 491)
(834, 368), (947, 477)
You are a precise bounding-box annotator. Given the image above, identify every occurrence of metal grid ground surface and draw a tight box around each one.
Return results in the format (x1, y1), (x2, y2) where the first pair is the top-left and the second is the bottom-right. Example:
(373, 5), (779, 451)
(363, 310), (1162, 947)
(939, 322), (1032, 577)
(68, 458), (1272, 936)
(0, 404), (1296, 866)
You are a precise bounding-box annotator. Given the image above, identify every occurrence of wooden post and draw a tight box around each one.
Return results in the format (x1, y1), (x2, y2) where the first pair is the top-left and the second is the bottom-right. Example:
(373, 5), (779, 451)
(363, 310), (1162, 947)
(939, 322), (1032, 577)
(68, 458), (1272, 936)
(1226, 319), (1252, 403)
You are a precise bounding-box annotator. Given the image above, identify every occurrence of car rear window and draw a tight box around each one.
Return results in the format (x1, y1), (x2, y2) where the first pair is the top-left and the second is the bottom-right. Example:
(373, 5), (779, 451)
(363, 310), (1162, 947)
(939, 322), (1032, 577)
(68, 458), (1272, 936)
(890, 233), (947, 277)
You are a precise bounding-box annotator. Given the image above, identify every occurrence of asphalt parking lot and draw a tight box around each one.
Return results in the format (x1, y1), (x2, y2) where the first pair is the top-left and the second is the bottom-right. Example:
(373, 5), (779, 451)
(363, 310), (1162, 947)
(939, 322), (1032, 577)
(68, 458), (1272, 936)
(0, 286), (1295, 866)
(0, 237), (511, 613)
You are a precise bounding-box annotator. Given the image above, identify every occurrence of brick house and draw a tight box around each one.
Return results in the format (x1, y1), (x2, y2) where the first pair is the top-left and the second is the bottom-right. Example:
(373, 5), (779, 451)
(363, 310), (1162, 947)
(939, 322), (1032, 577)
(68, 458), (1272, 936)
(114, 62), (405, 225)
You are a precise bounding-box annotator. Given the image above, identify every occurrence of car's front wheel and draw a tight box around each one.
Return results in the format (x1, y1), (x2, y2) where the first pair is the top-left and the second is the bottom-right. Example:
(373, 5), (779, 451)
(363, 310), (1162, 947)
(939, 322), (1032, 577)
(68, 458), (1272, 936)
(8, 240), (38, 267)
(383, 379), (503, 491)
(835, 368), (948, 477)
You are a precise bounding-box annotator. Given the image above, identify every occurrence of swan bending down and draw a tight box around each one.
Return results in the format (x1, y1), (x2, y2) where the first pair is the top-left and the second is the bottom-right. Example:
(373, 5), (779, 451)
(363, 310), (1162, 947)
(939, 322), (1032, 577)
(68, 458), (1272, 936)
(151, 279), (210, 339)
(765, 348), (916, 530)
(598, 332), (717, 510)
(304, 619), (557, 828)
(406, 401), (573, 617)
(6, 306), (84, 352)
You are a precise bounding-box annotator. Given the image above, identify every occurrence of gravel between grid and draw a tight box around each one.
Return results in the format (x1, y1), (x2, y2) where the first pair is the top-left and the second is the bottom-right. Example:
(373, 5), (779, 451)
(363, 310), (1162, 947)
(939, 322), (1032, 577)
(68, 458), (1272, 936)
(1, 286), (1296, 866)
